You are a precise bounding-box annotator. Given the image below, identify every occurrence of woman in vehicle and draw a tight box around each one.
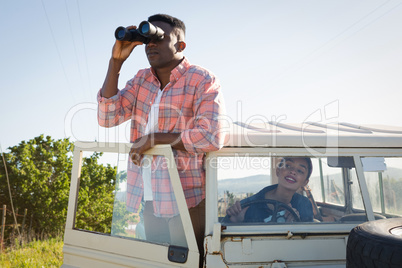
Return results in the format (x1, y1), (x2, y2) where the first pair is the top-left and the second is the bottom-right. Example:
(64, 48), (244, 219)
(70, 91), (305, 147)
(226, 157), (314, 223)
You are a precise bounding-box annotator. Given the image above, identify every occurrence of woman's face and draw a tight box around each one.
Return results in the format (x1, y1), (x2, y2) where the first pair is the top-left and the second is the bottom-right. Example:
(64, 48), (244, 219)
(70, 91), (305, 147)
(276, 158), (309, 192)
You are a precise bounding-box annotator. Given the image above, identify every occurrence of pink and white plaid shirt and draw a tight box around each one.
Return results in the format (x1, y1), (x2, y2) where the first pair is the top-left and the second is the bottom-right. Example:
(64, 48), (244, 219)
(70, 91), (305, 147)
(97, 58), (226, 217)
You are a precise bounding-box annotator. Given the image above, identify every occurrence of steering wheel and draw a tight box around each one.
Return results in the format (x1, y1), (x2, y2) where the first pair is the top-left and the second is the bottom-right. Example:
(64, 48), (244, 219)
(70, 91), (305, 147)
(222, 199), (301, 223)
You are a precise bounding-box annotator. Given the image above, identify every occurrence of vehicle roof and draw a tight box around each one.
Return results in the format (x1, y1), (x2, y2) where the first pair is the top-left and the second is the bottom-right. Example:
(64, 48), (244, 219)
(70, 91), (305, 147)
(223, 122), (402, 148)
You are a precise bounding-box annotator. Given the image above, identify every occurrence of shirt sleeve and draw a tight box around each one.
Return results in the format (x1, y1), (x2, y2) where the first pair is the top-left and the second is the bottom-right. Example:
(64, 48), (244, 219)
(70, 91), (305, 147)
(97, 77), (138, 128)
(297, 195), (314, 222)
(181, 74), (227, 154)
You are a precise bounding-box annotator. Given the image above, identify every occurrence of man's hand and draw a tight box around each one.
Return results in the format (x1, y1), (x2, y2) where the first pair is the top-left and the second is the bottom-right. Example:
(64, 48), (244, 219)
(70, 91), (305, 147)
(112, 26), (143, 63)
(226, 201), (249, 223)
(129, 133), (185, 166)
(101, 26), (143, 99)
(130, 134), (152, 166)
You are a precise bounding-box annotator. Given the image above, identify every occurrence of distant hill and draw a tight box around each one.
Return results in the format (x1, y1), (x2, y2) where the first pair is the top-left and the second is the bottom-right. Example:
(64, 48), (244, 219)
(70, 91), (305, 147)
(217, 166), (402, 197)
(218, 175), (270, 196)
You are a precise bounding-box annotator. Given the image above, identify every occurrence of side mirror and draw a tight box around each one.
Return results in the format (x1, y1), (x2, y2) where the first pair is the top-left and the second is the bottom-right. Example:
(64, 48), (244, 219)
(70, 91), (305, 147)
(327, 157), (355, 168)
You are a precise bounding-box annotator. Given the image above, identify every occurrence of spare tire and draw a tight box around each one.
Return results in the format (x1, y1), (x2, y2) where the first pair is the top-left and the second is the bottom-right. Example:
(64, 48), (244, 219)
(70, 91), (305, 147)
(346, 218), (402, 268)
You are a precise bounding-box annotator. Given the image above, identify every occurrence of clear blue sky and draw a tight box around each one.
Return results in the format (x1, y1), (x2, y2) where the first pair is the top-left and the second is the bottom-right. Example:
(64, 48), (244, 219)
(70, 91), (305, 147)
(1, 0), (402, 151)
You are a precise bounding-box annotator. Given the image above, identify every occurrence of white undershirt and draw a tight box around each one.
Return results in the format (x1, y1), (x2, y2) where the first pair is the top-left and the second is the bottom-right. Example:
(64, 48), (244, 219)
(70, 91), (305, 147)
(142, 85), (168, 201)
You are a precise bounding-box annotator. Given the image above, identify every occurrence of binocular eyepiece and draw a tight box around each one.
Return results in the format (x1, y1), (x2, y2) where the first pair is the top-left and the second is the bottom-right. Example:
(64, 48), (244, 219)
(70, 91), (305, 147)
(115, 21), (164, 44)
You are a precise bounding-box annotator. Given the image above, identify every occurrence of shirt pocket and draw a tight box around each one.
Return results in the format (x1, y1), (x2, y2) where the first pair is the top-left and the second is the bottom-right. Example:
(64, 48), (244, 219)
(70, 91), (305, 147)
(158, 88), (184, 130)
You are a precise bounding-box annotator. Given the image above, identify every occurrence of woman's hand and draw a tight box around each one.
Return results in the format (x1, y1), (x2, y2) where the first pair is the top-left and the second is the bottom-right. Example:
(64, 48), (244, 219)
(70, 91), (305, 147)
(226, 201), (249, 223)
(284, 203), (300, 222)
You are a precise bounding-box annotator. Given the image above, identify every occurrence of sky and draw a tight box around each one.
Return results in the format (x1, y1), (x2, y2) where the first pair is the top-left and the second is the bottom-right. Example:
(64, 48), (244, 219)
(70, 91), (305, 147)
(1, 0), (402, 152)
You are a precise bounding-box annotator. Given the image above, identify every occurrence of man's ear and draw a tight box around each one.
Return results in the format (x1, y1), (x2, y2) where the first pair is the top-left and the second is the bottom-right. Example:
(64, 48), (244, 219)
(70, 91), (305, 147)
(178, 41), (186, 52)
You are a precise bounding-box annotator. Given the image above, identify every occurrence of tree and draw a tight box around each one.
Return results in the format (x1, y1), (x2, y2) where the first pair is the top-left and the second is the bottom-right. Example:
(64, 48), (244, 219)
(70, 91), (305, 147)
(0, 135), (124, 238)
(226, 190), (236, 207)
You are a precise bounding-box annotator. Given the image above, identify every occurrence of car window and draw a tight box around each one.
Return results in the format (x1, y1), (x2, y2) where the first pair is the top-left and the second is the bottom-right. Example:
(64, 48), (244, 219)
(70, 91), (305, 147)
(218, 156), (370, 225)
(361, 157), (402, 218)
(110, 154), (188, 248)
(216, 156), (271, 218)
(74, 151), (118, 234)
(111, 153), (139, 239)
(309, 158), (346, 206)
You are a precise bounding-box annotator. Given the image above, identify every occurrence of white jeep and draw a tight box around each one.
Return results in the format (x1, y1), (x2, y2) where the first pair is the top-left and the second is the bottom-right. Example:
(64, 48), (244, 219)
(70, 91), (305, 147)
(62, 122), (402, 267)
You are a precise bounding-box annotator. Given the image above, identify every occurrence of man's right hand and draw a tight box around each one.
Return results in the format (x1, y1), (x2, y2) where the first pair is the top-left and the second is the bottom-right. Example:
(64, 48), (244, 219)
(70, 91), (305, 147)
(111, 26), (143, 63)
(101, 26), (143, 99)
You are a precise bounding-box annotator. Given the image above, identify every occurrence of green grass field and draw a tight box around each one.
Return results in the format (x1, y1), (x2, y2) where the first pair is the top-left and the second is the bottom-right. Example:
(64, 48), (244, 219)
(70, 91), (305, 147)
(0, 237), (63, 268)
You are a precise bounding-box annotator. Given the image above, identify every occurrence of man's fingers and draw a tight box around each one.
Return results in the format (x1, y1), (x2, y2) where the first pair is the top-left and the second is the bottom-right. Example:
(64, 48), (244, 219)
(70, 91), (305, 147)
(130, 149), (141, 166)
(131, 153), (139, 165)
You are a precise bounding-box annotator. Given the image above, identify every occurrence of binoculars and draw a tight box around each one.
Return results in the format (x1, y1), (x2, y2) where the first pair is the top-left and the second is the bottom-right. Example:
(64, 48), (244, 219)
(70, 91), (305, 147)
(115, 21), (164, 44)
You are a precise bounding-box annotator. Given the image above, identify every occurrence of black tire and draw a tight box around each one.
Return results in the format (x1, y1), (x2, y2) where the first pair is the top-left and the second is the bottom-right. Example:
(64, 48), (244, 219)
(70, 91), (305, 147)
(346, 218), (402, 268)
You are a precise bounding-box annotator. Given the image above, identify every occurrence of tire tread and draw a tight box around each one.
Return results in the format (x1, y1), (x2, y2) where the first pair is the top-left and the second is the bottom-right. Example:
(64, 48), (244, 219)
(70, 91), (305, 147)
(346, 219), (402, 268)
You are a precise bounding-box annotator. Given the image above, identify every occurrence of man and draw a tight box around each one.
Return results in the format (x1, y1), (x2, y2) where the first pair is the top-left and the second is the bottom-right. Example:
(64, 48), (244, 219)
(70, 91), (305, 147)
(97, 14), (226, 259)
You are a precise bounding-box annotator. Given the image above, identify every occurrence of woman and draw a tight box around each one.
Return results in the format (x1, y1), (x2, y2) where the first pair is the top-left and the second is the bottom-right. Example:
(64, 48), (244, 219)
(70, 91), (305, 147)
(226, 157), (314, 223)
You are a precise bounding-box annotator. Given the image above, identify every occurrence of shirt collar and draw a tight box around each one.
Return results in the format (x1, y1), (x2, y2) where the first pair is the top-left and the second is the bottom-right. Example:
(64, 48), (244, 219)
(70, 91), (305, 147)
(149, 57), (190, 86)
(170, 57), (190, 82)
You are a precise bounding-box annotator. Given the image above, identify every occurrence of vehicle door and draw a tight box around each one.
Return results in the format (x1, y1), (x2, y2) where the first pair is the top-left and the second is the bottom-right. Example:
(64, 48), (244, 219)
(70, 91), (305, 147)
(62, 143), (199, 268)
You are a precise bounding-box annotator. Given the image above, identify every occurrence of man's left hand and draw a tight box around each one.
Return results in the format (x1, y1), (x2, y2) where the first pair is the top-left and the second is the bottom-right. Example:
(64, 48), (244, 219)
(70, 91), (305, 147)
(130, 134), (153, 166)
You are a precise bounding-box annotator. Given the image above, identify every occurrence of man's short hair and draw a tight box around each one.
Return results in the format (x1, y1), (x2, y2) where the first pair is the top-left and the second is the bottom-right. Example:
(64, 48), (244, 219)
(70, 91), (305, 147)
(148, 14), (186, 36)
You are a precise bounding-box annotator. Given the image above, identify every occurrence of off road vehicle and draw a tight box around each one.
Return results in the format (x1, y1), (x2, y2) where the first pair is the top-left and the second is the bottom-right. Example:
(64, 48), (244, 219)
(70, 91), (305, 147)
(62, 122), (402, 267)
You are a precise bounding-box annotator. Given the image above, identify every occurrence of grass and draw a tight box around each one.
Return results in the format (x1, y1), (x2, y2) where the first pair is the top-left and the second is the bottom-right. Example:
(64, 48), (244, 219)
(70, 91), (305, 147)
(0, 237), (63, 268)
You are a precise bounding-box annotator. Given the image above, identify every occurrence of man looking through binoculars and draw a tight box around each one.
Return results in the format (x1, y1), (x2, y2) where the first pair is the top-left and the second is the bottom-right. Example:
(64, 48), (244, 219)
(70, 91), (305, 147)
(97, 14), (226, 265)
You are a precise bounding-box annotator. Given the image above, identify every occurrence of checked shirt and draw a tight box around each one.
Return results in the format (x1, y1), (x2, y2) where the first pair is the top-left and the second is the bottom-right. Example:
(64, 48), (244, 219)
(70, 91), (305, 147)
(97, 57), (226, 217)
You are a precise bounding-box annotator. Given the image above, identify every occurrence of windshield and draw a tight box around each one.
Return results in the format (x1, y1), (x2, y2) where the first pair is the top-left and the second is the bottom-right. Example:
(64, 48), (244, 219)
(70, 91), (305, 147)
(218, 155), (371, 225)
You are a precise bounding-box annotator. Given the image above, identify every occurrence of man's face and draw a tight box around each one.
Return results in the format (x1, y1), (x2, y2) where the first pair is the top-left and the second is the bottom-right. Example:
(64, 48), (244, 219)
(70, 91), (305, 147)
(145, 21), (182, 70)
